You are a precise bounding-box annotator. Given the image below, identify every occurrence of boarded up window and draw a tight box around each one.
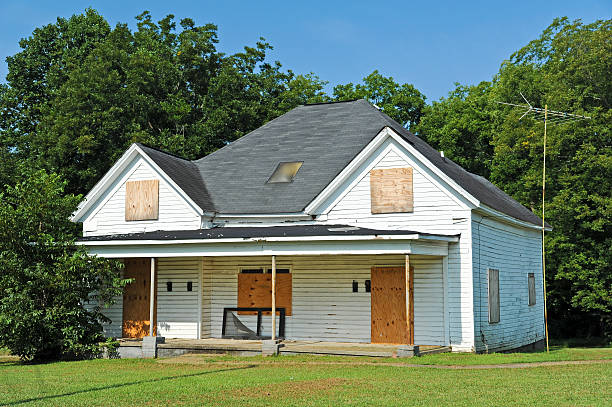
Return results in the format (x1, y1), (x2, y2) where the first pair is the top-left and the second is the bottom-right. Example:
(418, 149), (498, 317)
(488, 269), (500, 323)
(528, 273), (536, 306)
(237, 271), (292, 316)
(125, 180), (159, 221)
(370, 167), (413, 214)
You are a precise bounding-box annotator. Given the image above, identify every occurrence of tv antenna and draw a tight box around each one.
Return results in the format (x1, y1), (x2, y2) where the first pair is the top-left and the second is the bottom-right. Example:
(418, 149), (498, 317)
(497, 93), (591, 353)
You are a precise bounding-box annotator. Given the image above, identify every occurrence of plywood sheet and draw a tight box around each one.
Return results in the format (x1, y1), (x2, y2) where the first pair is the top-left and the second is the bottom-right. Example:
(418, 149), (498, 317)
(125, 180), (159, 221)
(371, 266), (413, 344)
(122, 258), (156, 338)
(237, 273), (292, 316)
(370, 167), (413, 214)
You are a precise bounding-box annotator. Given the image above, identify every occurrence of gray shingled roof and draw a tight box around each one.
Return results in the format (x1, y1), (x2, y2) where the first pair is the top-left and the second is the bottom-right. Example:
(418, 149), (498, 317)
(138, 99), (545, 226)
(137, 144), (215, 212)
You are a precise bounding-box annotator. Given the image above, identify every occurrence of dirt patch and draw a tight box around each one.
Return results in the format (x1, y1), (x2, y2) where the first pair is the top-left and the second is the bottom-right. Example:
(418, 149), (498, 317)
(225, 377), (356, 402)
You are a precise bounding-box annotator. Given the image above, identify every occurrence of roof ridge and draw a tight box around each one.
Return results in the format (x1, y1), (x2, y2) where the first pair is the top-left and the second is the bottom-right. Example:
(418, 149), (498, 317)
(136, 143), (193, 162)
(303, 99), (362, 106)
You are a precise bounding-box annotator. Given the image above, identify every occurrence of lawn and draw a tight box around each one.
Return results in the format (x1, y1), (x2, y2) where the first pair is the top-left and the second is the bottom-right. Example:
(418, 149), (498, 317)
(0, 347), (611, 406)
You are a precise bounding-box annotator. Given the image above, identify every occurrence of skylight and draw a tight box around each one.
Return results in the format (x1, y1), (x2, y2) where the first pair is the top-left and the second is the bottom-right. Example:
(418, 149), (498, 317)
(267, 162), (303, 183)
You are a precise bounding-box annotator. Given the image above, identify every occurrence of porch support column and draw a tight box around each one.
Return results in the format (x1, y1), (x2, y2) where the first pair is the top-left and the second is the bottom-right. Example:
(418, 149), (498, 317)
(149, 257), (155, 337)
(397, 254), (419, 357)
(405, 254), (410, 345)
(271, 255), (276, 341)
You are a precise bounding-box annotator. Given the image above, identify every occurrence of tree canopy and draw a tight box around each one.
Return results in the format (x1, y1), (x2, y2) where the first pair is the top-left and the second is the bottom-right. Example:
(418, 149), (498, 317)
(418, 17), (611, 338)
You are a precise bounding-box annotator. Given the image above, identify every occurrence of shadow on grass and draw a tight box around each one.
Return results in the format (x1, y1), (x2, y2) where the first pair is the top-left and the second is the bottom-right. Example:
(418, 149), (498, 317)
(1, 365), (256, 406)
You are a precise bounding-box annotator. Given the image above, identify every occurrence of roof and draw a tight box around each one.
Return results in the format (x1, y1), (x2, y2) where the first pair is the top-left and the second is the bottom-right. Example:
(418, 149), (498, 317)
(136, 99), (545, 226)
(137, 144), (215, 212)
(78, 224), (458, 242)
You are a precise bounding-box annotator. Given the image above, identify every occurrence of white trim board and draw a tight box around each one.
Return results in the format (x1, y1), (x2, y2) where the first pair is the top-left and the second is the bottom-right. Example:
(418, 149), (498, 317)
(79, 239), (450, 258)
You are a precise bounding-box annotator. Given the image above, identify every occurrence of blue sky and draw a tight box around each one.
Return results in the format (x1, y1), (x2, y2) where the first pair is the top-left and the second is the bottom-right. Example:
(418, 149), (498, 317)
(0, 1), (609, 101)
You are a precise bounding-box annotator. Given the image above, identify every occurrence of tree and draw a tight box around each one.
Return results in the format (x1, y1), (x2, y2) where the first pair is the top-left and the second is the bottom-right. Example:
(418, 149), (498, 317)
(0, 170), (124, 361)
(491, 18), (611, 338)
(1, 10), (329, 196)
(415, 82), (495, 177)
(333, 70), (426, 130)
(416, 17), (611, 339)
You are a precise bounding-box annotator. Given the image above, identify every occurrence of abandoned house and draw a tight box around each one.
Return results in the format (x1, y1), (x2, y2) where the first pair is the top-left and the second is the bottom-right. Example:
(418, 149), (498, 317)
(74, 99), (547, 356)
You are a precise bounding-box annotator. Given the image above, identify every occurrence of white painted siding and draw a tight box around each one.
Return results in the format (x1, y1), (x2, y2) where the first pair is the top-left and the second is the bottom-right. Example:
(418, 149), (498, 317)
(472, 214), (545, 352)
(156, 257), (201, 338)
(316, 138), (474, 350)
(202, 255), (446, 345)
(83, 157), (201, 236)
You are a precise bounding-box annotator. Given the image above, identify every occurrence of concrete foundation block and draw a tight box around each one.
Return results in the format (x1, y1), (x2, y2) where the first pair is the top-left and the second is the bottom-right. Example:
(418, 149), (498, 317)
(262, 339), (283, 356)
(397, 345), (420, 358)
(142, 336), (165, 358)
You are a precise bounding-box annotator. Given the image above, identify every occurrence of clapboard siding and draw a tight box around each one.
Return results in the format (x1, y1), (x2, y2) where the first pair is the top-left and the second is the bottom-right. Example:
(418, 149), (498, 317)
(472, 214), (545, 352)
(156, 257), (201, 338)
(202, 254), (446, 344)
(318, 139), (474, 350)
(83, 157), (200, 236)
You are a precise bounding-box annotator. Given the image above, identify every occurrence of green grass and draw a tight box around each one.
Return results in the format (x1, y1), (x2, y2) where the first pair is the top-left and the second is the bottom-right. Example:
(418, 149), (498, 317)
(0, 347), (611, 406)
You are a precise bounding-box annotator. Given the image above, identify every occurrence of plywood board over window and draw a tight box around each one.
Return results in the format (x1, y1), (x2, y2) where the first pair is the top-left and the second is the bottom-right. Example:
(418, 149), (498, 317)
(370, 167), (413, 214)
(238, 272), (292, 316)
(125, 180), (159, 221)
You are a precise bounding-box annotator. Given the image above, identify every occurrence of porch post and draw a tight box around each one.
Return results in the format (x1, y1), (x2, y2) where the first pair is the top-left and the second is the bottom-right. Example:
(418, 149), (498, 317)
(405, 254), (410, 344)
(271, 255), (276, 341)
(149, 257), (155, 337)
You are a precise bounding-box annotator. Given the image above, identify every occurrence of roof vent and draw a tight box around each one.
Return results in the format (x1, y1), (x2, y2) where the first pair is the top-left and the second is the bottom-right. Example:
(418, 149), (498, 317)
(267, 162), (303, 183)
(440, 151), (445, 158)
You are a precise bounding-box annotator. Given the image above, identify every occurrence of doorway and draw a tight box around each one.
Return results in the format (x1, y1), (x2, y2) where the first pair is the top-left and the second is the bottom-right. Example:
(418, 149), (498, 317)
(122, 258), (156, 338)
(370, 266), (414, 344)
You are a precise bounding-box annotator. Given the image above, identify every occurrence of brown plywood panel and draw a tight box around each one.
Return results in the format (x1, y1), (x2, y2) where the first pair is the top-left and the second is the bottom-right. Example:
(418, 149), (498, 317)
(122, 258), (156, 338)
(370, 167), (413, 214)
(125, 180), (159, 221)
(371, 266), (413, 344)
(237, 273), (292, 316)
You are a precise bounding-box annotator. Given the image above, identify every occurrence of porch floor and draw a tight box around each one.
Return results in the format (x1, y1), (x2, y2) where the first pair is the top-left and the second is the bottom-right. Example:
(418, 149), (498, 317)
(119, 338), (450, 357)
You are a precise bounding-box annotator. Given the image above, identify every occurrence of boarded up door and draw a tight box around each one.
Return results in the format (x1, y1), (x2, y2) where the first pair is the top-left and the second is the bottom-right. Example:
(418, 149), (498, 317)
(122, 258), (156, 338)
(371, 266), (414, 344)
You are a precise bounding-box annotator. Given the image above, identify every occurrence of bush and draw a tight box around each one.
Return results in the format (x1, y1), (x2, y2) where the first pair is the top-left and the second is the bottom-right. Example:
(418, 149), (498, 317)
(0, 170), (124, 361)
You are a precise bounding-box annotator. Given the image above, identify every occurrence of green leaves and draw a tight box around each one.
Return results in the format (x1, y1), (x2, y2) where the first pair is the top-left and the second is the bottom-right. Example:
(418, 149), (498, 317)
(0, 170), (124, 361)
(333, 70), (426, 130)
(415, 17), (611, 339)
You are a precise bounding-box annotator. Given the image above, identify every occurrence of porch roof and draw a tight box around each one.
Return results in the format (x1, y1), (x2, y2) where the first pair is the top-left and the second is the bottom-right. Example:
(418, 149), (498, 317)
(79, 224), (459, 243)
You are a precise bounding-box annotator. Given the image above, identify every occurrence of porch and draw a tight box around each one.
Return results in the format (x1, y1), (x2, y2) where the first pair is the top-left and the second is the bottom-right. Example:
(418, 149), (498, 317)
(81, 225), (460, 354)
(117, 337), (451, 358)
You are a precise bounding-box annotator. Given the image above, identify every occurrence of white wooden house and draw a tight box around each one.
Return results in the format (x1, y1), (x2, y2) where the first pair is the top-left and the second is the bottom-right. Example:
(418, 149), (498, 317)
(74, 99), (547, 352)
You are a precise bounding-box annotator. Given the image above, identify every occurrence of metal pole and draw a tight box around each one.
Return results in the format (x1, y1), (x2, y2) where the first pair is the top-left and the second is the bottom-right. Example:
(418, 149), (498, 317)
(542, 105), (550, 353)
(149, 257), (155, 337)
(271, 255), (276, 341)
